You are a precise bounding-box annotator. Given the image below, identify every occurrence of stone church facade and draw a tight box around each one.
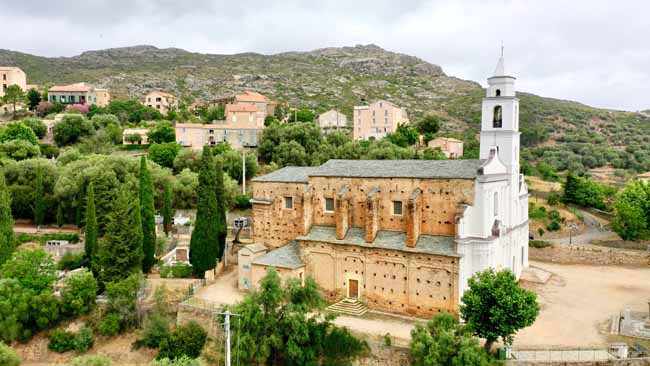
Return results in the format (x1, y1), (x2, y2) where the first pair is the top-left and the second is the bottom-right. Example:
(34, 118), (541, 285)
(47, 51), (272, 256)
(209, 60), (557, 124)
(247, 55), (529, 318)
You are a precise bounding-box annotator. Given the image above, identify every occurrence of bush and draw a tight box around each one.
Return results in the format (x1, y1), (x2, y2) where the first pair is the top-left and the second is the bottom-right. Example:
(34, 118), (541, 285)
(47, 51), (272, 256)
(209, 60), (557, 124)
(73, 326), (94, 353)
(68, 354), (112, 366)
(233, 194), (252, 210)
(529, 240), (552, 248)
(60, 269), (98, 317)
(546, 190), (561, 206)
(58, 252), (86, 271)
(0, 342), (20, 366)
(48, 329), (76, 353)
(546, 220), (561, 231)
(548, 209), (562, 222)
(537, 228), (545, 237)
(97, 313), (121, 337)
(136, 313), (170, 349)
(159, 263), (192, 279)
(148, 143), (181, 168)
(150, 356), (203, 366)
(157, 321), (207, 360)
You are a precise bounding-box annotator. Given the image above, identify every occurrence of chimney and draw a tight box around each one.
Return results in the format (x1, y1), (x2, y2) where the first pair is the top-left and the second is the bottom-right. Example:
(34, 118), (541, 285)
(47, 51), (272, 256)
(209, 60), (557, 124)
(365, 187), (380, 243)
(335, 185), (350, 240)
(406, 188), (421, 247)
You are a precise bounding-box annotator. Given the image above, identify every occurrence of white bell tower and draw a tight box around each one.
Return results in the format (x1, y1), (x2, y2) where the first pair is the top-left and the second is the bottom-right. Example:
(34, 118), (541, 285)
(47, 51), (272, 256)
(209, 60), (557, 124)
(479, 50), (520, 179)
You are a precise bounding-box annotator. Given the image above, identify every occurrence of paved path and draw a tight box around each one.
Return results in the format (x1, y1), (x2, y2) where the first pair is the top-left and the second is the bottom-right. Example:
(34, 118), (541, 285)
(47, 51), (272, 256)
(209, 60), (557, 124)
(13, 224), (79, 234)
(546, 208), (617, 246)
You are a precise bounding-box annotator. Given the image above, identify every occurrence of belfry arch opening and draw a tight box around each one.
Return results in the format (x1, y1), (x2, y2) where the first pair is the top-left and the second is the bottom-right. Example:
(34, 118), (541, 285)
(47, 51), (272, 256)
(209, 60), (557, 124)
(495, 89), (501, 96)
(493, 105), (503, 128)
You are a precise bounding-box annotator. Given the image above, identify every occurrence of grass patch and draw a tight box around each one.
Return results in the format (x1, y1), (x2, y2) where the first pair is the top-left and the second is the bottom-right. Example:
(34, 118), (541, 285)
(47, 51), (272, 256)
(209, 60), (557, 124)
(529, 240), (553, 249)
(15, 232), (80, 246)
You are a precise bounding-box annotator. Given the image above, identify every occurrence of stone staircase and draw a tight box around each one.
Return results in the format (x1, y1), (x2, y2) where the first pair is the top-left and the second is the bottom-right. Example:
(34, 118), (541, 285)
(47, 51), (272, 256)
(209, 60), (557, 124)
(326, 298), (369, 316)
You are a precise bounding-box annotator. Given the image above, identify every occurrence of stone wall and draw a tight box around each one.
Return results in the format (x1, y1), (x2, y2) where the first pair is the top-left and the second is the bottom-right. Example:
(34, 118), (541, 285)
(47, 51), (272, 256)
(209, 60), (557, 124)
(506, 359), (650, 366)
(252, 181), (309, 249)
(355, 341), (411, 366)
(300, 240), (460, 317)
(529, 245), (650, 266)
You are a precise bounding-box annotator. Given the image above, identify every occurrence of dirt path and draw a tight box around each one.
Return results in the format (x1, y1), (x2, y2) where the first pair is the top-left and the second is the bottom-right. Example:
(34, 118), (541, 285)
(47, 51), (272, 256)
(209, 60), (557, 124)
(514, 260), (650, 348)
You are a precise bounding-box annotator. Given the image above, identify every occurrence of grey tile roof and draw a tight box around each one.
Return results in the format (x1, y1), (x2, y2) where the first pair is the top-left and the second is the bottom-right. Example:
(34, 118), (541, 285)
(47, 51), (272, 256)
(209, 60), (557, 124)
(251, 241), (304, 269)
(252, 166), (320, 183)
(297, 225), (459, 257)
(312, 159), (482, 179)
(242, 243), (267, 253)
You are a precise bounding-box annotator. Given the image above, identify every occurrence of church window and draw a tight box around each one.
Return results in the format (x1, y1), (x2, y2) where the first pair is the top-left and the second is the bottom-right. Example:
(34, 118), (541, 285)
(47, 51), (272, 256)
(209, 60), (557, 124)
(494, 192), (499, 216)
(325, 197), (334, 212)
(496, 89), (501, 96)
(284, 197), (293, 209)
(392, 201), (403, 215)
(493, 105), (503, 128)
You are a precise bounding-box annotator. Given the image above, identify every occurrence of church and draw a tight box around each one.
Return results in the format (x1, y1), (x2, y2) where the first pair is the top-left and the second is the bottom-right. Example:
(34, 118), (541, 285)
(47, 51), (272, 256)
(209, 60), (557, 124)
(244, 55), (529, 318)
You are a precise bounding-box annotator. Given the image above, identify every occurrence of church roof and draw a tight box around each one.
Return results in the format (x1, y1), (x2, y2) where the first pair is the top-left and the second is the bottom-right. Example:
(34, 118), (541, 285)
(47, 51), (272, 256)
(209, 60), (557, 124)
(251, 241), (303, 269)
(494, 56), (505, 76)
(312, 159), (482, 179)
(297, 225), (459, 257)
(252, 166), (320, 183)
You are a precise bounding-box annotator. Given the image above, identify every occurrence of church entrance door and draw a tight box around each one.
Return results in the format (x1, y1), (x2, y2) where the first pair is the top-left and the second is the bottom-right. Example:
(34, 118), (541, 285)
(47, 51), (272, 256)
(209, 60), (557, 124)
(348, 279), (359, 299)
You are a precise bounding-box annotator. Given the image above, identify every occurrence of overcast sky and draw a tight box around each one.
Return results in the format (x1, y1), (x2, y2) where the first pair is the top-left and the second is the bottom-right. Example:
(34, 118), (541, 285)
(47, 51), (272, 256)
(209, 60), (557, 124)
(1, 0), (648, 111)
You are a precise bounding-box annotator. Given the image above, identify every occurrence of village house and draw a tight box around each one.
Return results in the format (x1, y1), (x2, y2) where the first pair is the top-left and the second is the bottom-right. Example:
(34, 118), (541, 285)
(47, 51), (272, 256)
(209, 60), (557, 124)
(318, 109), (349, 134)
(225, 103), (265, 127)
(0, 66), (27, 97)
(122, 128), (150, 145)
(48, 83), (110, 107)
(245, 55), (529, 318)
(144, 90), (178, 115)
(353, 100), (409, 141)
(175, 122), (260, 150)
(428, 137), (464, 159)
(234, 91), (275, 118)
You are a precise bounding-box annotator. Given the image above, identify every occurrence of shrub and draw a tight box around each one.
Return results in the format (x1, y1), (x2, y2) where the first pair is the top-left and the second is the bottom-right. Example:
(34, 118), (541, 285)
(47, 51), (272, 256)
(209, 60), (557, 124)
(73, 326), (94, 353)
(157, 321), (207, 360)
(537, 228), (545, 237)
(48, 329), (76, 353)
(150, 356), (203, 366)
(97, 313), (121, 336)
(233, 194), (252, 210)
(58, 252), (86, 271)
(547, 220), (561, 231)
(529, 240), (552, 248)
(68, 354), (112, 366)
(546, 190), (561, 206)
(548, 210), (562, 222)
(136, 313), (170, 349)
(159, 264), (192, 279)
(0, 341), (20, 366)
(60, 269), (98, 317)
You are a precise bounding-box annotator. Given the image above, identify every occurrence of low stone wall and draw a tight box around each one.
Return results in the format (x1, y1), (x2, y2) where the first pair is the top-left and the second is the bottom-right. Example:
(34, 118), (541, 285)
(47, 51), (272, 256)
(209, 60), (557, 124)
(507, 358), (650, 366)
(355, 341), (410, 366)
(529, 245), (650, 266)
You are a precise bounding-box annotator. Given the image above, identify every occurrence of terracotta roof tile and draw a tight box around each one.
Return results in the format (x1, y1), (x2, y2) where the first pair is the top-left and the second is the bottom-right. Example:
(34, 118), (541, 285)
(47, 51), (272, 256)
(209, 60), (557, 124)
(226, 103), (258, 113)
(235, 91), (268, 103)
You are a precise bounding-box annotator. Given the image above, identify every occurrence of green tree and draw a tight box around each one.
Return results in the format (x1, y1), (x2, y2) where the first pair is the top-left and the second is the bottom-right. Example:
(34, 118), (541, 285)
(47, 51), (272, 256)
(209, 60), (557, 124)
(104, 273), (143, 331)
(0, 248), (57, 293)
(416, 115), (443, 135)
(612, 180), (650, 240)
(0, 140), (41, 160)
(84, 183), (98, 262)
(0, 121), (39, 145)
(225, 268), (368, 365)
(157, 321), (207, 360)
(139, 156), (156, 273)
(60, 268), (98, 317)
(215, 158), (227, 260)
(201, 104), (225, 122)
(0, 341), (20, 366)
(1, 85), (26, 120)
(220, 149), (259, 184)
(148, 142), (181, 169)
(22, 117), (47, 138)
(33, 168), (46, 226)
(460, 269), (539, 351)
(410, 312), (496, 366)
(147, 122), (176, 144)
(162, 181), (174, 236)
(53, 115), (94, 146)
(56, 203), (64, 227)
(26, 88), (41, 111)
(0, 174), (14, 266)
(189, 147), (218, 276)
(94, 189), (143, 287)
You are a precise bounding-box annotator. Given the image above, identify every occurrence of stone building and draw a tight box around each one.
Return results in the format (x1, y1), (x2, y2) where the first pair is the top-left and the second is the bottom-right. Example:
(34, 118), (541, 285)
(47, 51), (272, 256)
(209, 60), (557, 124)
(245, 55), (529, 318)
(428, 137), (464, 159)
(234, 91), (275, 118)
(0, 66), (27, 97)
(353, 100), (409, 141)
(144, 90), (178, 115)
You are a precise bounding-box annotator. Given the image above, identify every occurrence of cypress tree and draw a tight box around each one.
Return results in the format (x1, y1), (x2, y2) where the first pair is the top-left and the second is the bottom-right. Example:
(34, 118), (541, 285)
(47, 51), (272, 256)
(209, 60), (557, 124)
(189, 147), (218, 277)
(84, 183), (98, 261)
(162, 180), (174, 237)
(56, 204), (64, 227)
(33, 168), (46, 226)
(0, 173), (14, 266)
(139, 156), (156, 273)
(215, 158), (227, 260)
(94, 188), (143, 287)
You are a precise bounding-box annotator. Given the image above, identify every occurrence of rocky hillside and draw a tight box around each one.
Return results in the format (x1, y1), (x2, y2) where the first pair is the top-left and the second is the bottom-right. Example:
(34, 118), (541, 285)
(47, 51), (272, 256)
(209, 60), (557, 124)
(2, 44), (650, 176)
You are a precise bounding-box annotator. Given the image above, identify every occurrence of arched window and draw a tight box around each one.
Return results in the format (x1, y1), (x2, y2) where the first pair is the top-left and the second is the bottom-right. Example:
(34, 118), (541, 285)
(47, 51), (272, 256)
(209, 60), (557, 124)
(493, 105), (503, 128)
(496, 89), (501, 96)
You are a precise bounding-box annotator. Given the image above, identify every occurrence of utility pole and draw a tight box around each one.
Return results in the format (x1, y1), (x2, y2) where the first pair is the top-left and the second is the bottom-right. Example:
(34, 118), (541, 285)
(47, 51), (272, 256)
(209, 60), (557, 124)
(242, 148), (246, 195)
(217, 310), (241, 366)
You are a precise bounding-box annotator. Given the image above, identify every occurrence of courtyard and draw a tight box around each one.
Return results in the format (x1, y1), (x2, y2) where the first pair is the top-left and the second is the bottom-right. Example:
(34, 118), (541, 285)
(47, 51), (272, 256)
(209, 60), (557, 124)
(195, 260), (650, 348)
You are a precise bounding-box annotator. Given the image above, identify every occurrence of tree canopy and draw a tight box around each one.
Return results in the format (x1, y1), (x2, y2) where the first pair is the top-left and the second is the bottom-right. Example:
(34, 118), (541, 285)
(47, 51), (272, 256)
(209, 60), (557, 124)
(189, 147), (219, 276)
(53, 114), (95, 146)
(0, 121), (39, 145)
(148, 122), (176, 144)
(140, 156), (156, 273)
